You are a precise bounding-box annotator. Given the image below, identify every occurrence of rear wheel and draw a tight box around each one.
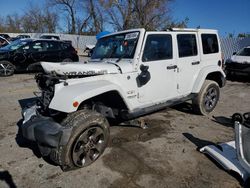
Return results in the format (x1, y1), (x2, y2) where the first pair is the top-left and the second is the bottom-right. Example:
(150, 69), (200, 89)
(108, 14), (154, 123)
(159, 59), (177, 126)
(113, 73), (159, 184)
(0, 61), (15, 76)
(192, 80), (220, 115)
(51, 110), (110, 171)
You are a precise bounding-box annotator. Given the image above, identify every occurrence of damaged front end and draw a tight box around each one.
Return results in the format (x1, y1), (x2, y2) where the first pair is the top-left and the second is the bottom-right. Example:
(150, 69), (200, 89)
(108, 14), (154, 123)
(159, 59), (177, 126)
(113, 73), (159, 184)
(22, 106), (72, 156)
(21, 73), (71, 157)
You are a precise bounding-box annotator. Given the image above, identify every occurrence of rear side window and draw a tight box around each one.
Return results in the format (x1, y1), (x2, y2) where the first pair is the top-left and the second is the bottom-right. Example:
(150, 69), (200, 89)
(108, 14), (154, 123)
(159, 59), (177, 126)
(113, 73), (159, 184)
(31, 42), (46, 52)
(201, 34), (219, 54)
(142, 34), (172, 62)
(61, 43), (71, 50)
(177, 34), (198, 57)
(47, 41), (60, 51)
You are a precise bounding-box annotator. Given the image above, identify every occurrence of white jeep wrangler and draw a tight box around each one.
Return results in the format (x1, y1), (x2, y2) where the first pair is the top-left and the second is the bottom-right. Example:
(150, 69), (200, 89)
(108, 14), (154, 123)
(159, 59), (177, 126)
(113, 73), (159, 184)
(21, 28), (226, 170)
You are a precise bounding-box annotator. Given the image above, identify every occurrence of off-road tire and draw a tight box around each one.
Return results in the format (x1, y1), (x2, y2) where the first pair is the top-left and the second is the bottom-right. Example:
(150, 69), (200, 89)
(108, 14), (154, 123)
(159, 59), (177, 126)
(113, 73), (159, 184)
(0, 61), (15, 77)
(50, 109), (110, 171)
(192, 80), (220, 115)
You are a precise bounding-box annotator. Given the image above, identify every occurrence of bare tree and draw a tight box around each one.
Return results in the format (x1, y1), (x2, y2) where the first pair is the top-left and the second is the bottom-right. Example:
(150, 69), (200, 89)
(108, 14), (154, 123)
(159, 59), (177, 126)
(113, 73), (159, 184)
(49, 0), (77, 34)
(99, 0), (176, 31)
(100, 0), (134, 31)
(133, 0), (174, 30)
(77, 0), (104, 34)
(43, 7), (59, 33)
(4, 14), (22, 33)
(21, 3), (58, 33)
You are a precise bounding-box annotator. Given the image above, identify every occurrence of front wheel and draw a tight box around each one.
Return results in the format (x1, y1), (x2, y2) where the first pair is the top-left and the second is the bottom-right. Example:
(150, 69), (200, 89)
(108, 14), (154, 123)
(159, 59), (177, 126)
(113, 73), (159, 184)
(192, 80), (220, 115)
(0, 61), (15, 77)
(51, 110), (110, 171)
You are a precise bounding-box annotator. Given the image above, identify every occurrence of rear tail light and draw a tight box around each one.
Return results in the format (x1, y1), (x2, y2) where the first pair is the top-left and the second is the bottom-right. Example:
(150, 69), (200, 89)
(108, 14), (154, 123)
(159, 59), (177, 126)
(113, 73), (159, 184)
(219, 52), (224, 68)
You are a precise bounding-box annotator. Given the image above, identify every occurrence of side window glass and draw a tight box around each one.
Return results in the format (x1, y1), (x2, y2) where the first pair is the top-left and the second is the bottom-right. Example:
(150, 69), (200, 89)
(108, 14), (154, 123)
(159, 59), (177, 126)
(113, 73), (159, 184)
(31, 42), (48, 52)
(142, 34), (172, 62)
(47, 42), (60, 51)
(31, 42), (42, 52)
(201, 34), (219, 54)
(21, 45), (30, 52)
(177, 34), (198, 57)
(62, 43), (70, 50)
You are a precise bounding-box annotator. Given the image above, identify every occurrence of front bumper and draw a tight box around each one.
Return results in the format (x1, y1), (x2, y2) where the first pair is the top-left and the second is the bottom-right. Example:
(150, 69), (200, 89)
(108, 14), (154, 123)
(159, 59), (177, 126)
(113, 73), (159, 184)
(21, 105), (72, 155)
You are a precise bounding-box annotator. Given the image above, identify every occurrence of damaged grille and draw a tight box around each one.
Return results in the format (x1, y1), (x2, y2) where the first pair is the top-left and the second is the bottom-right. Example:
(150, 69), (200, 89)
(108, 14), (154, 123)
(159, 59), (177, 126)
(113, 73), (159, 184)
(35, 73), (62, 112)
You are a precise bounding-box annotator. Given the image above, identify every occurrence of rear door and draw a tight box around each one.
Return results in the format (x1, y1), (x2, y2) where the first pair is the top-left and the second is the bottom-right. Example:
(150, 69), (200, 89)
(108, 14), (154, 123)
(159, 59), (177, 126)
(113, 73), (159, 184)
(138, 32), (178, 104)
(175, 33), (201, 95)
(44, 41), (61, 62)
(199, 32), (221, 67)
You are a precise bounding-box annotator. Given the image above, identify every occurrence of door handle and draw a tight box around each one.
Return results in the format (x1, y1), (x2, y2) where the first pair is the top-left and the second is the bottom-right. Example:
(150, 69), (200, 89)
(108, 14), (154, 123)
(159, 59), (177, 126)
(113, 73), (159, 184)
(167, 65), (177, 70)
(192, 61), (200, 65)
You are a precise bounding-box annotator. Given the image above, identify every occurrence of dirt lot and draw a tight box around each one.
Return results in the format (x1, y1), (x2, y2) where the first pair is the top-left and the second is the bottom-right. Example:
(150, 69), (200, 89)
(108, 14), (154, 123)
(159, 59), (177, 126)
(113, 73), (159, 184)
(0, 74), (249, 188)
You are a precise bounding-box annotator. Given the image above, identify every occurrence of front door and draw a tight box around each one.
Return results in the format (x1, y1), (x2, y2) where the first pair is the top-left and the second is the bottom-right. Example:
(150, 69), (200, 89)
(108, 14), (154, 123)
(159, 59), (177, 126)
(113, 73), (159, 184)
(138, 33), (178, 104)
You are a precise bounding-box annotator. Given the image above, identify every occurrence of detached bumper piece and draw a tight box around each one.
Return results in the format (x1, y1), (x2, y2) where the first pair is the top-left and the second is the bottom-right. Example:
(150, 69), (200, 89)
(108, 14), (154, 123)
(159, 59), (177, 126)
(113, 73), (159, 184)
(22, 108), (72, 156)
(200, 141), (249, 181)
(200, 113), (250, 183)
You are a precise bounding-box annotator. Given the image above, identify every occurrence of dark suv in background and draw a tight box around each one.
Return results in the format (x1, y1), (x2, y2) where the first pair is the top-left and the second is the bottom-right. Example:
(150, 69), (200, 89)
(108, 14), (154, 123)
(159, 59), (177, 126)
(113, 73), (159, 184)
(0, 39), (79, 76)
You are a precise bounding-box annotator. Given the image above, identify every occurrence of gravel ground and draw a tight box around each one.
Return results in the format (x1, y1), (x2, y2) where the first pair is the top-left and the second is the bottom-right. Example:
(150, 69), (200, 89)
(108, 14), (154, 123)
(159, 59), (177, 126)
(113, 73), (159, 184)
(0, 74), (249, 188)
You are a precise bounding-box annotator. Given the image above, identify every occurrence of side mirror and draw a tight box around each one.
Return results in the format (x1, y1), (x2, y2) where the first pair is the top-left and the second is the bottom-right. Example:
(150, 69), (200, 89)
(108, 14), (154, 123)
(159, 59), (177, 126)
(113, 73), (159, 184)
(233, 52), (237, 55)
(140, 64), (149, 72)
(136, 64), (151, 87)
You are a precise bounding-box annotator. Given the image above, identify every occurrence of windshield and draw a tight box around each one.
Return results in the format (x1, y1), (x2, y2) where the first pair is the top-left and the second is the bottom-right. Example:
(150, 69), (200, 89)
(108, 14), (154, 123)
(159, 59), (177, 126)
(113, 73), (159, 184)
(1, 40), (29, 51)
(237, 48), (250, 56)
(91, 31), (139, 60)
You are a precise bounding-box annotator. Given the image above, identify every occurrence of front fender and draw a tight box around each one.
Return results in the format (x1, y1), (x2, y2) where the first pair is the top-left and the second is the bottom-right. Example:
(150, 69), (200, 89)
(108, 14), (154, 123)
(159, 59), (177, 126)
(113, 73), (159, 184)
(192, 65), (226, 93)
(49, 80), (130, 113)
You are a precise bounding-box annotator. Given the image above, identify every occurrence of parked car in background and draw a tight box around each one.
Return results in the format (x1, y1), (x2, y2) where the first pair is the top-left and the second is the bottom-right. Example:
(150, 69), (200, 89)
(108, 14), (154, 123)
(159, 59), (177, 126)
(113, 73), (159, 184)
(0, 39), (79, 76)
(40, 34), (72, 45)
(0, 36), (10, 48)
(40, 35), (60, 40)
(11, 34), (31, 41)
(0, 33), (11, 41)
(84, 44), (95, 57)
(225, 46), (250, 77)
(16, 34), (30, 39)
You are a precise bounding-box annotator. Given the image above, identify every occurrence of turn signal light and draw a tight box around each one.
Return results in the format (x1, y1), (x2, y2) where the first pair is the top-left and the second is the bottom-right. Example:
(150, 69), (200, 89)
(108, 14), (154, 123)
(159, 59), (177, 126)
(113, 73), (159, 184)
(73, 101), (79, 108)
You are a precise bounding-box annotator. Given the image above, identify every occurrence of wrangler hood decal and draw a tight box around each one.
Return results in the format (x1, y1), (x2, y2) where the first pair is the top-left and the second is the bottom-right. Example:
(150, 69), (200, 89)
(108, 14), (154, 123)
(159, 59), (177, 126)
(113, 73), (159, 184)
(40, 61), (121, 76)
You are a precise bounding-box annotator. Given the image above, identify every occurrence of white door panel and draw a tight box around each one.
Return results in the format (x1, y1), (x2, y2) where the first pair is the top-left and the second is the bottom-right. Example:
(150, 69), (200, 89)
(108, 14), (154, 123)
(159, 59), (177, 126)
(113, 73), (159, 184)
(176, 33), (201, 95)
(138, 33), (178, 103)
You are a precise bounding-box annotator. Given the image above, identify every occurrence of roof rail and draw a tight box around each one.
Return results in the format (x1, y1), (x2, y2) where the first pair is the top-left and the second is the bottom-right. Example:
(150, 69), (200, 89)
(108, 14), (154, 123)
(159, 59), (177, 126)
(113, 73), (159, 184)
(166, 28), (200, 32)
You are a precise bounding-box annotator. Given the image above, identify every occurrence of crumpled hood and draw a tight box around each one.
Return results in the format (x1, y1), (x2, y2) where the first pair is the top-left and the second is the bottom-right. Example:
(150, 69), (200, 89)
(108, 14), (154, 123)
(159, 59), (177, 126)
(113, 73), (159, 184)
(230, 55), (250, 64)
(41, 60), (134, 76)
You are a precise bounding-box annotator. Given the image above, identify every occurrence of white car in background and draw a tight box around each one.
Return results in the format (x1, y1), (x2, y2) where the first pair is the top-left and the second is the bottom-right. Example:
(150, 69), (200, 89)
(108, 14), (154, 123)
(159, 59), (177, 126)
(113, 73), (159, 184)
(225, 46), (250, 77)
